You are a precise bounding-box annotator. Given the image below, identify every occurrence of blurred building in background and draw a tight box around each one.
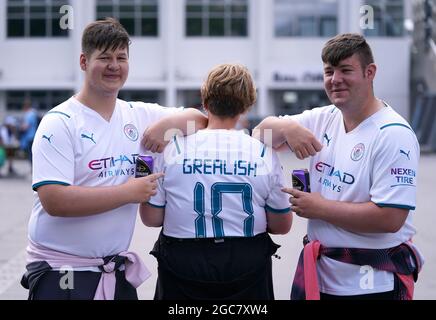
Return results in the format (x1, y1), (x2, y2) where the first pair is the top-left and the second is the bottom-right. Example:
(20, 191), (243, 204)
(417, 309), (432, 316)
(0, 0), (430, 131)
(411, 0), (436, 152)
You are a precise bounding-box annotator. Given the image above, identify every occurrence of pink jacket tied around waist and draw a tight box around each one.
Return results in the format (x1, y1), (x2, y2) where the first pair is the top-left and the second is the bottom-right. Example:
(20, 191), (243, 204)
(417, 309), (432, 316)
(26, 239), (151, 300)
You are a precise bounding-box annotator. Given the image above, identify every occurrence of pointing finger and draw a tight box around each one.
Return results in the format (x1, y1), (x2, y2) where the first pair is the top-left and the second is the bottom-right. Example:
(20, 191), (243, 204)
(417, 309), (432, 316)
(281, 187), (292, 194)
(147, 172), (165, 181)
(282, 188), (303, 197)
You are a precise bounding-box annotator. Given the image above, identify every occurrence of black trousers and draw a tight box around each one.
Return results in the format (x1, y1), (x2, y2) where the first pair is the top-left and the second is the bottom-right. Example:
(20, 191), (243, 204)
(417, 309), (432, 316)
(320, 277), (398, 300)
(30, 270), (137, 300)
(151, 232), (280, 300)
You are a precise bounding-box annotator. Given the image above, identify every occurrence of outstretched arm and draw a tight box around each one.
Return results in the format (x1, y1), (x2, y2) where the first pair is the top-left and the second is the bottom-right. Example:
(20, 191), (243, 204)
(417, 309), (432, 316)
(142, 108), (207, 153)
(282, 188), (408, 233)
(252, 116), (322, 159)
(37, 173), (164, 217)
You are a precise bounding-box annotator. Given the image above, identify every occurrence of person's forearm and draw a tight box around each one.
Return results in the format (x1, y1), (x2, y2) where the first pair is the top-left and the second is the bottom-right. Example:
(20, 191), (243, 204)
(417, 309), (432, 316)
(142, 108), (208, 152)
(139, 203), (164, 227)
(254, 117), (322, 159)
(267, 212), (293, 234)
(253, 116), (293, 148)
(164, 108), (207, 137)
(318, 200), (408, 234)
(38, 184), (134, 217)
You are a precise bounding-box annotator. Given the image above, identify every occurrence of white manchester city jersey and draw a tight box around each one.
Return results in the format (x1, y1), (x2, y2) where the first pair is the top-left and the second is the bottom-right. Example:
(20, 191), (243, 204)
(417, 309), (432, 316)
(149, 129), (291, 238)
(283, 103), (420, 295)
(30, 97), (178, 258)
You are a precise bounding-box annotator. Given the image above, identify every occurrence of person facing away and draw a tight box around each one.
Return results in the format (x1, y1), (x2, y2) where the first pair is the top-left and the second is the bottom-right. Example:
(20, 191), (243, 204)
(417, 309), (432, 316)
(19, 99), (38, 164)
(140, 63), (292, 300)
(254, 33), (423, 300)
(21, 18), (206, 300)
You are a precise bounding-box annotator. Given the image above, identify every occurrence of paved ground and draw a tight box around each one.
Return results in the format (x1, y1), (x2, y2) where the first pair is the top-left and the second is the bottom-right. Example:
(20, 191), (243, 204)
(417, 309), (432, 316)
(0, 153), (435, 300)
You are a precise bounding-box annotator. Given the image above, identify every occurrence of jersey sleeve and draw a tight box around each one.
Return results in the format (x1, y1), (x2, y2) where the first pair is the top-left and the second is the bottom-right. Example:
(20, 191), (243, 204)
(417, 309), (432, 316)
(32, 113), (75, 191)
(265, 148), (291, 214)
(370, 125), (419, 210)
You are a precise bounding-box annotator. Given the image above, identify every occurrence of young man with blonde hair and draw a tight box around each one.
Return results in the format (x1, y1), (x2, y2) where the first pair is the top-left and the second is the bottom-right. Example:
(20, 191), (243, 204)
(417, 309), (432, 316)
(141, 63), (292, 300)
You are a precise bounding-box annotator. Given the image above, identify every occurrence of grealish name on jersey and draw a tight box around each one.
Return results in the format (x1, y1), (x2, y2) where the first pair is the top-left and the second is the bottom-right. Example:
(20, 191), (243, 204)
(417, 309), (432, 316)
(182, 158), (258, 177)
(151, 129), (290, 239)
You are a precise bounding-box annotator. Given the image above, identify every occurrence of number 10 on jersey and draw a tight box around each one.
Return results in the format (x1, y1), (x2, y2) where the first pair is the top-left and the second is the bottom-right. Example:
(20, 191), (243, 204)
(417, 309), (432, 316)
(194, 182), (254, 238)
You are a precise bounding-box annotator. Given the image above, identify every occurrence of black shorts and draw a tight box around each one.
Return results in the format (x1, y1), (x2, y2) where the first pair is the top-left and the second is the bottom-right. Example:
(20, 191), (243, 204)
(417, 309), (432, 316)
(29, 269), (137, 300)
(150, 232), (280, 300)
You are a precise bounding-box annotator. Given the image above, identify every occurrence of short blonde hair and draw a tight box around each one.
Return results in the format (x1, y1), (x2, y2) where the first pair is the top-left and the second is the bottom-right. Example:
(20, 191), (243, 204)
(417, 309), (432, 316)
(201, 63), (256, 118)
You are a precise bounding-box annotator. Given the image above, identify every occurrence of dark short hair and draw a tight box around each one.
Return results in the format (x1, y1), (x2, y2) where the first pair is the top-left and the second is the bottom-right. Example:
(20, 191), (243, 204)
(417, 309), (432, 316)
(81, 18), (131, 57)
(201, 64), (257, 118)
(321, 33), (374, 69)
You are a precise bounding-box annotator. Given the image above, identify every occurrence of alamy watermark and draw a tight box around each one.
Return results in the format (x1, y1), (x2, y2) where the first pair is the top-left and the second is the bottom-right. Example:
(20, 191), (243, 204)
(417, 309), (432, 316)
(57, 5), (376, 32)
(360, 5), (375, 30)
(359, 265), (374, 290)
(59, 5), (74, 30)
(59, 265), (74, 290)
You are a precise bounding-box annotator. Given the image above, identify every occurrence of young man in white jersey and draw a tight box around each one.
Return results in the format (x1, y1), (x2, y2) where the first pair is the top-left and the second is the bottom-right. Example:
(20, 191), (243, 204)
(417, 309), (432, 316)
(21, 18), (206, 300)
(254, 33), (423, 300)
(140, 64), (292, 300)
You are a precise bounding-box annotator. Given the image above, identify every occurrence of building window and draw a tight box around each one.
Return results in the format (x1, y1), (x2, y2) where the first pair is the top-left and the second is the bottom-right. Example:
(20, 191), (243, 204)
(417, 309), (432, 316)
(7, 0), (70, 37)
(186, 0), (248, 37)
(118, 90), (165, 105)
(363, 0), (404, 37)
(271, 90), (329, 115)
(6, 90), (73, 111)
(96, 0), (158, 36)
(177, 90), (203, 109)
(274, 0), (337, 37)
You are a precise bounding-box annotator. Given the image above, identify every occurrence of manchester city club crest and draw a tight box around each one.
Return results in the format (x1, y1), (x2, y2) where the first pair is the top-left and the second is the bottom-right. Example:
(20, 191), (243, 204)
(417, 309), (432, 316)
(350, 143), (365, 161)
(124, 124), (139, 141)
